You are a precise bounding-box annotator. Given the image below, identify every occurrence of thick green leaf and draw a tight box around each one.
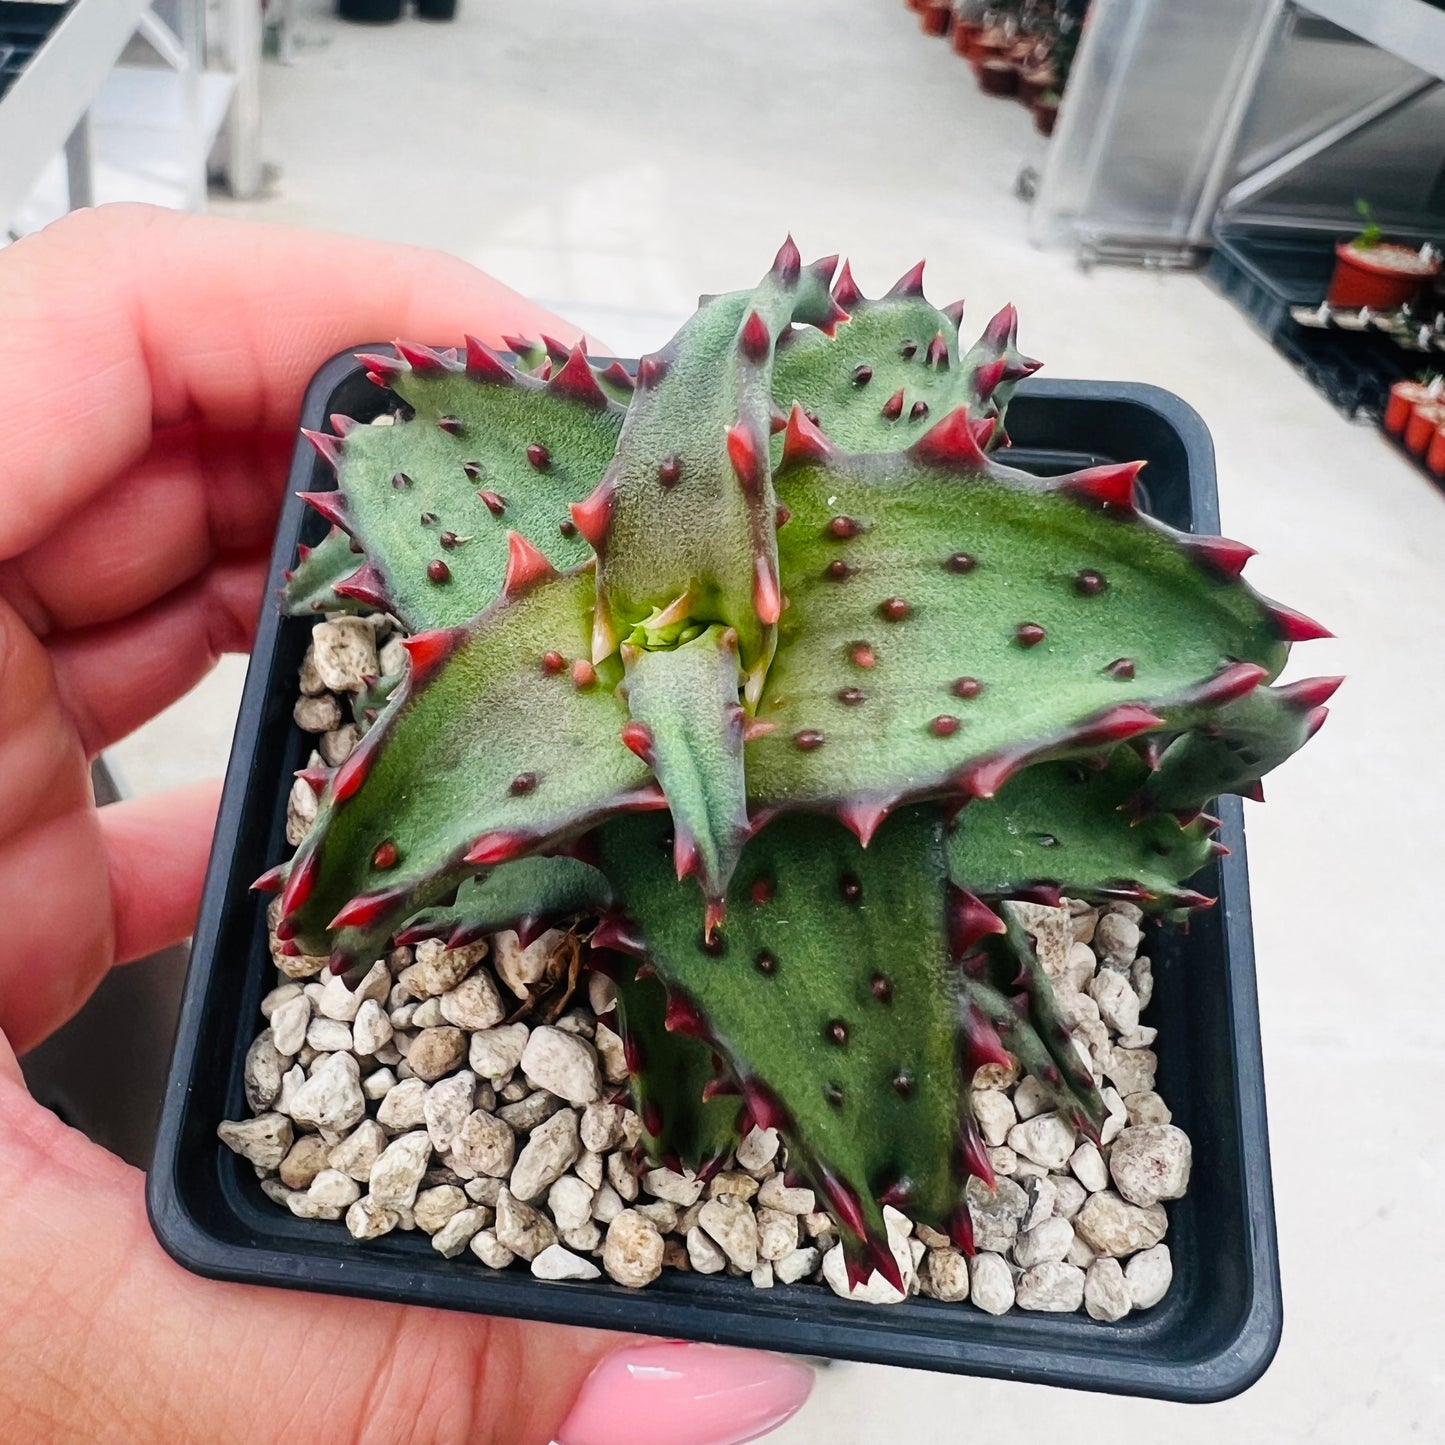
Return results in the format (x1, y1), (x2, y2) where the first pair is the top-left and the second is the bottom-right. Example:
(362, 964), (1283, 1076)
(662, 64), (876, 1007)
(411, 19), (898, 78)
(771, 290), (966, 454)
(747, 439), (1285, 821)
(622, 625), (748, 910)
(311, 355), (623, 630)
(281, 527), (371, 616)
(596, 807), (967, 1257)
(591, 245), (838, 677)
(951, 749), (1216, 909)
(612, 964), (740, 1175)
(1135, 679), (1336, 815)
(395, 856), (614, 946)
(281, 568), (653, 963)
(968, 905), (1106, 1134)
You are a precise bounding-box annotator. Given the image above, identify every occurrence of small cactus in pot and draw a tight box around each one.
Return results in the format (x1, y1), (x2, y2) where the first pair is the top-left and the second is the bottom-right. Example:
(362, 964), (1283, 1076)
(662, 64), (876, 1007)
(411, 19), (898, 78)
(259, 241), (1336, 1290)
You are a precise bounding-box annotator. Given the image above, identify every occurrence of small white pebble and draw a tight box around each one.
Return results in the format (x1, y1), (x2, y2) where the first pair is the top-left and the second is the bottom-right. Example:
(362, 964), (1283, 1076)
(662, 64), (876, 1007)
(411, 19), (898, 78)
(308, 1169), (361, 1209)
(345, 1195), (398, 1240)
(532, 1243), (602, 1281)
(1124, 1243), (1173, 1308)
(774, 1246), (821, 1285)
(431, 1206), (489, 1258)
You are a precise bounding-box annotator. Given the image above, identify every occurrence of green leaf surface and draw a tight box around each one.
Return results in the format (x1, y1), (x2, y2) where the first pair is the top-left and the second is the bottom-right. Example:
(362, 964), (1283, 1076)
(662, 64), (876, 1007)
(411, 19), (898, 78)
(596, 806), (967, 1248)
(1136, 681), (1330, 815)
(951, 749), (1215, 908)
(612, 964), (740, 1174)
(771, 293), (966, 454)
(397, 856), (614, 946)
(281, 527), (370, 616)
(622, 626), (749, 908)
(283, 568), (652, 962)
(592, 246), (837, 676)
(318, 359), (623, 630)
(748, 444), (1285, 817)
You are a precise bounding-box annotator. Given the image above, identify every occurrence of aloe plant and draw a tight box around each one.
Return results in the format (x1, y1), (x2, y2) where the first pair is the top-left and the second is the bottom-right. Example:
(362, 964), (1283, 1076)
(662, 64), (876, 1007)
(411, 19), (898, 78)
(259, 241), (1336, 1289)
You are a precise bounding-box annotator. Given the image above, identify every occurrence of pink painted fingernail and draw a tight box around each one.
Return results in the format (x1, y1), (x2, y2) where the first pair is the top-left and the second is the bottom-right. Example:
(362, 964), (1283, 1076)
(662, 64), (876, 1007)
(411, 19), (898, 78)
(555, 1342), (813, 1445)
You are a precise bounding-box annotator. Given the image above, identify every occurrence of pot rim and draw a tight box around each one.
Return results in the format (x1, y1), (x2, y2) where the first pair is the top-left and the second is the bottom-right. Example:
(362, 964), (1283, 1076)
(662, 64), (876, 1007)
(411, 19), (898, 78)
(1332, 237), (1440, 280)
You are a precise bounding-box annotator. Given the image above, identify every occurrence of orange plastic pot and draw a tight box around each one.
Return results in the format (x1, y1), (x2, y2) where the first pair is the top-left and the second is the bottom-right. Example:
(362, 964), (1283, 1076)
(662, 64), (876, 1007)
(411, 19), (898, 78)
(920, 3), (952, 36)
(969, 28), (1008, 67)
(1384, 381), (1437, 436)
(1404, 402), (1445, 455)
(1427, 426), (1445, 478)
(1327, 240), (1439, 311)
(952, 19), (981, 54)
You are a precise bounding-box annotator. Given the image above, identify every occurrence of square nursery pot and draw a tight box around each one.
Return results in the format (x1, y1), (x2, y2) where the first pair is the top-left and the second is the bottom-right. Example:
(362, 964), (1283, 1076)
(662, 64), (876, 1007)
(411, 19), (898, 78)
(148, 356), (1282, 1403)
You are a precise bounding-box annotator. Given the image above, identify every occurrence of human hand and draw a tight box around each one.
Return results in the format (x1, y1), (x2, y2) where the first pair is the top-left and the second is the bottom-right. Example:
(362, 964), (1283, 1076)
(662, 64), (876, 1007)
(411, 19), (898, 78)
(0, 205), (812, 1444)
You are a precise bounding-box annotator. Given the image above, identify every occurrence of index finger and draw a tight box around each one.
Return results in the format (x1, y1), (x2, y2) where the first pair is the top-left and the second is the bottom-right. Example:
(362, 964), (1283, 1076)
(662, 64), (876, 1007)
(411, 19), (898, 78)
(0, 203), (586, 560)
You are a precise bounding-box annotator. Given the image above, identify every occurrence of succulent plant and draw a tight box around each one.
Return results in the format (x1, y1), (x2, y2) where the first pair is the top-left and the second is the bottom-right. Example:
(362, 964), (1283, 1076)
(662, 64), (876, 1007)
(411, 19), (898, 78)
(260, 241), (1336, 1290)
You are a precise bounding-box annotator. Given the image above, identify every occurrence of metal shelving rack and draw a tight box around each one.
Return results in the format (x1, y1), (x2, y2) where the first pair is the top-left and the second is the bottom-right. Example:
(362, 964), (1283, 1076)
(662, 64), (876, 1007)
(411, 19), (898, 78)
(1031, 0), (1445, 264)
(0, 0), (262, 236)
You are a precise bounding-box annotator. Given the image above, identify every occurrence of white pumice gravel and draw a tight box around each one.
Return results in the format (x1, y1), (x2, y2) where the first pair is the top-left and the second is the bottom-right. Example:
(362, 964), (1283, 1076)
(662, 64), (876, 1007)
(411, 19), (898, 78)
(222, 882), (1191, 1319)
(533, 1242), (602, 1281)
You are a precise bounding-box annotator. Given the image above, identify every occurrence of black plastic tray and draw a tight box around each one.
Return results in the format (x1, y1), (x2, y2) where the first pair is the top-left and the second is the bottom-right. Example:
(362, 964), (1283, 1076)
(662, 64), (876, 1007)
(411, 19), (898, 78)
(1206, 230), (1415, 416)
(0, 3), (73, 105)
(148, 358), (1282, 1403)
(1208, 229), (1445, 497)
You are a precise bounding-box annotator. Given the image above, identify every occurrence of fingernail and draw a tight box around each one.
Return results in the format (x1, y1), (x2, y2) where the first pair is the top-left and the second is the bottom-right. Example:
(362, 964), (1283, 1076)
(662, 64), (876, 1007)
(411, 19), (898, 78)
(555, 1341), (813, 1445)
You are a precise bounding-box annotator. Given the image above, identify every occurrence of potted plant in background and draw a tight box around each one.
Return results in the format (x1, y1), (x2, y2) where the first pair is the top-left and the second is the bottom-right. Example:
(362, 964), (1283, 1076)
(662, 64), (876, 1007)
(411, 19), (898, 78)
(1327, 201), (1441, 311)
(921, 1), (954, 38)
(153, 241), (1330, 1394)
(1384, 372), (1441, 437)
(951, 1), (987, 55)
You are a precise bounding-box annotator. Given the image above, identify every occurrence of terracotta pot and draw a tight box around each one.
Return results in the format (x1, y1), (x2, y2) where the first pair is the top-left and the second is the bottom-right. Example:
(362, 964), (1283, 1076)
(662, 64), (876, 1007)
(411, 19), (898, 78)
(1019, 65), (1057, 106)
(951, 19), (981, 54)
(920, 3), (952, 36)
(1384, 380), (1438, 436)
(1404, 401), (1445, 455)
(969, 28), (1008, 66)
(979, 57), (1019, 96)
(962, 28), (994, 59)
(1033, 97), (1059, 136)
(1427, 425), (1445, 478)
(1327, 239), (1440, 311)
(907, 0), (928, 10)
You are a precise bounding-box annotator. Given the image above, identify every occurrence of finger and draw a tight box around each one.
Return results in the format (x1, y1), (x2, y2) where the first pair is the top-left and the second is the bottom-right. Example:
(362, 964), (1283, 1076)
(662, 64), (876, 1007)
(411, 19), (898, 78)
(0, 802), (111, 1056)
(0, 203), (587, 563)
(100, 779), (221, 965)
(0, 770), (219, 1059)
(0, 595), (88, 841)
(2, 425), (290, 636)
(45, 553), (267, 755)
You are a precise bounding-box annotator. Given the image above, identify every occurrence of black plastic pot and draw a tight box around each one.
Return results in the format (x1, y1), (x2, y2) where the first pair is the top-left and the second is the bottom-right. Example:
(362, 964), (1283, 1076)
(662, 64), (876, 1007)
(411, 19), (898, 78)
(148, 358), (1282, 1402)
(415, 0), (459, 19)
(338, 0), (403, 23)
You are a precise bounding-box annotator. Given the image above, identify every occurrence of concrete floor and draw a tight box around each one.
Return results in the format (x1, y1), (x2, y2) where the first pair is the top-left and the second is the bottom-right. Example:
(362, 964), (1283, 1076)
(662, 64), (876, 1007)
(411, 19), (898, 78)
(106, 1), (1443, 1438)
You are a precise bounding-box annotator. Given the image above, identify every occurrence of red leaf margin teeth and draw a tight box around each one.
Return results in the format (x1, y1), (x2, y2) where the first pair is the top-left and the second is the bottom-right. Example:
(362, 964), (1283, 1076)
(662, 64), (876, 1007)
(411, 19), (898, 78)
(779, 403), (833, 469)
(549, 345), (611, 409)
(502, 531), (558, 595)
